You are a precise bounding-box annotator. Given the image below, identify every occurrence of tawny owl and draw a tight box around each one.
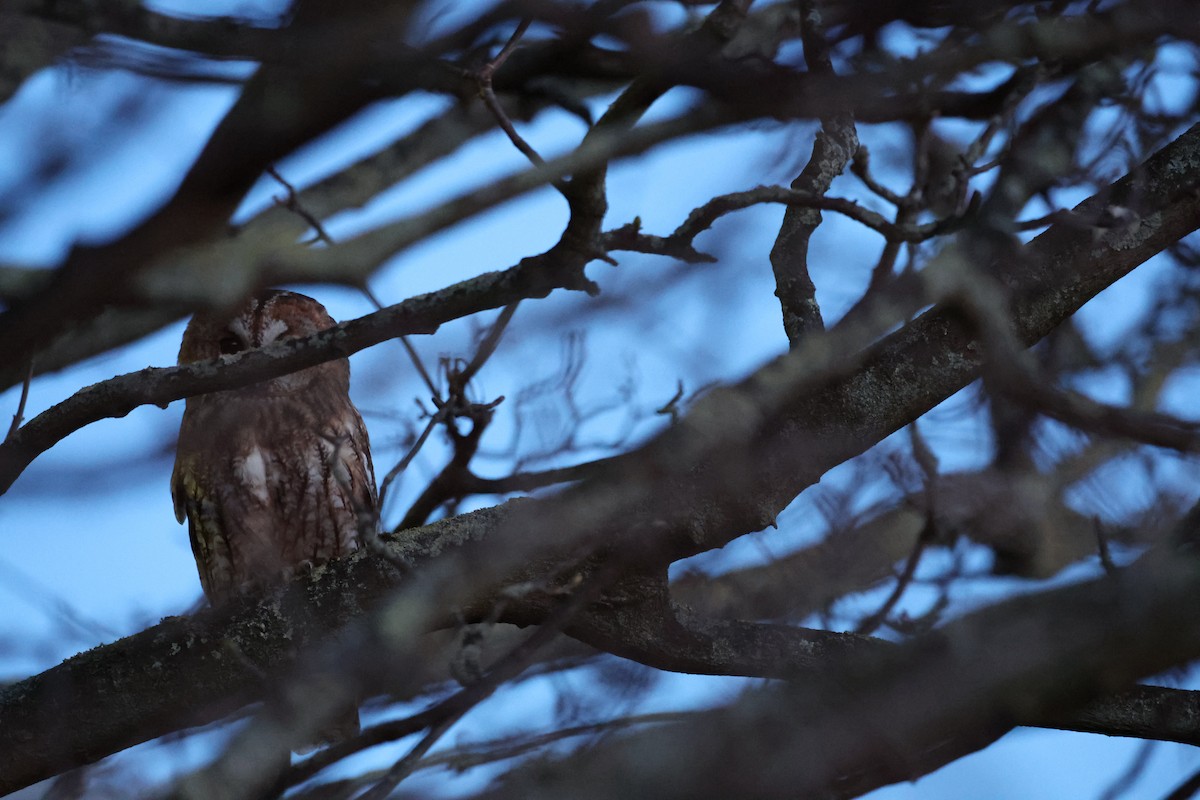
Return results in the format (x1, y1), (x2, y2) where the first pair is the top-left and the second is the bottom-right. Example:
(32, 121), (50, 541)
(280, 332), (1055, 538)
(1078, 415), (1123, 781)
(171, 290), (377, 604)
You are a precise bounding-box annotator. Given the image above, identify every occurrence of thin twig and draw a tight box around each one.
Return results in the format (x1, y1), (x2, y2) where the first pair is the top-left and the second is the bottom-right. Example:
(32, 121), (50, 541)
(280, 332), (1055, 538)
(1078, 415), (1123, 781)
(359, 286), (384, 310)
(455, 303), (520, 389)
(1012, 207), (1119, 232)
(854, 423), (941, 635)
(460, 454), (623, 495)
(477, 18), (531, 84)
(285, 561), (623, 791)
(401, 336), (439, 397)
(1163, 767), (1200, 800)
(0, 556), (117, 641)
(378, 411), (445, 512)
(5, 358), (33, 443)
(604, 184), (951, 266)
(358, 281), (443, 518)
(1097, 738), (1156, 800)
(359, 285), (440, 406)
(358, 712), (463, 800)
(394, 303), (518, 527)
(950, 268), (1200, 452)
(397, 399), (499, 530)
(676, 186), (946, 246)
(266, 166), (334, 245)
(478, 74), (545, 169)
(295, 712), (695, 797)
(475, 20), (571, 195)
(358, 282), (439, 402)
(850, 145), (907, 207)
(655, 380), (685, 424)
(415, 712), (692, 772)
(1096, 516), (1118, 575)
(854, 514), (933, 635)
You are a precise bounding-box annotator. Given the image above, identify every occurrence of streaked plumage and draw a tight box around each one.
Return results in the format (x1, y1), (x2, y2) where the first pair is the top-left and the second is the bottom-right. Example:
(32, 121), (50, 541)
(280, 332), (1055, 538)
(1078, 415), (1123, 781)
(171, 290), (376, 604)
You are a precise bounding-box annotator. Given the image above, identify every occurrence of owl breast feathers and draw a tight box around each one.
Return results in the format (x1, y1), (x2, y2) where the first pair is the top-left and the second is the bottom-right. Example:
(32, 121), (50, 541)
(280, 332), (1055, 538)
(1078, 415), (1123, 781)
(171, 290), (377, 604)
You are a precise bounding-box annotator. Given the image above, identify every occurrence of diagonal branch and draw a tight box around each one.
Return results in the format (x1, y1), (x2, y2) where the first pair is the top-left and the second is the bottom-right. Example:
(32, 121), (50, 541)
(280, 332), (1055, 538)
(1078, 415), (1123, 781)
(0, 244), (606, 496)
(470, 543), (1200, 800)
(3, 117), (1200, 798)
(0, 3), (421, 374)
(5, 508), (1200, 797)
(769, 0), (857, 345)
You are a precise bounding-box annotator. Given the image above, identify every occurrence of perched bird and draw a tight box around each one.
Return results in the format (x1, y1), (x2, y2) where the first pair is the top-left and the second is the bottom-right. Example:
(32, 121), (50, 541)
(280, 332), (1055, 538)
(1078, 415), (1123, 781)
(172, 289), (375, 744)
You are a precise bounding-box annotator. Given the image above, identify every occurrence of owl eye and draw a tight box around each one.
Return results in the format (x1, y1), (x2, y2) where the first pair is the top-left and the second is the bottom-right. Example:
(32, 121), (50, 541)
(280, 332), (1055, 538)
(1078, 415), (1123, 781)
(218, 335), (244, 355)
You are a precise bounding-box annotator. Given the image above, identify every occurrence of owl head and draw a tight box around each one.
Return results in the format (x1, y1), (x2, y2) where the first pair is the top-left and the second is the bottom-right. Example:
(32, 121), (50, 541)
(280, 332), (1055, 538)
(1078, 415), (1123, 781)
(178, 290), (348, 396)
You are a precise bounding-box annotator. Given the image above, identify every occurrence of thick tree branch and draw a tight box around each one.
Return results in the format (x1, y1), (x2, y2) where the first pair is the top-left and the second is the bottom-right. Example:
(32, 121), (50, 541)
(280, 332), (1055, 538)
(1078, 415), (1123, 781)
(769, 0), (855, 344)
(0, 501), (519, 795)
(0, 91), (605, 391)
(470, 545), (1200, 800)
(670, 507), (923, 621)
(8, 1), (277, 63)
(6, 500), (1200, 797)
(6, 0), (1178, 395)
(0, 2), (425, 374)
(3, 120), (1199, 794)
(633, 119), (1200, 566)
(0, 11), (88, 104)
(5, 5), (1200, 800)
(194, 117), (1200, 787)
(637, 1), (1196, 124)
(0, 244), (605, 495)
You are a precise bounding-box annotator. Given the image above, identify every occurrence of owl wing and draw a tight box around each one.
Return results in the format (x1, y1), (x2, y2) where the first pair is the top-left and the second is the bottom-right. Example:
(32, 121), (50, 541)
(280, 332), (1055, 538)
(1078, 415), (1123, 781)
(338, 405), (377, 531)
(171, 452), (223, 600)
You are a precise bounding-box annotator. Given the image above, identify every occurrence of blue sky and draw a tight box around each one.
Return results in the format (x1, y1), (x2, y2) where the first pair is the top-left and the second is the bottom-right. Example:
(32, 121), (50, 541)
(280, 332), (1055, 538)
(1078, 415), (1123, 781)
(2, 7), (1199, 798)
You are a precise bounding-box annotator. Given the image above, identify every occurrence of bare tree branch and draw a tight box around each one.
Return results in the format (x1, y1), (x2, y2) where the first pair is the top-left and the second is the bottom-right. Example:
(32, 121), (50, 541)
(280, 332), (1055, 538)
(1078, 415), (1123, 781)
(469, 544), (1200, 800)
(5, 4), (1200, 798)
